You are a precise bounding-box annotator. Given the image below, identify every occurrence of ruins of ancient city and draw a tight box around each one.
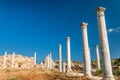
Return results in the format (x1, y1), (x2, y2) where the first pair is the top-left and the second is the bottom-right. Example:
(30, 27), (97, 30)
(0, 4), (120, 80)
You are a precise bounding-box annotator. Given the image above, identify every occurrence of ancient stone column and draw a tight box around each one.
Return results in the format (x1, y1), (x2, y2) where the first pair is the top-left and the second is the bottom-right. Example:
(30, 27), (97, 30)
(63, 61), (66, 73)
(44, 56), (48, 68)
(34, 52), (36, 65)
(51, 59), (54, 68)
(47, 54), (50, 68)
(41, 62), (44, 68)
(58, 44), (62, 72)
(66, 37), (71, 72)
(95, 45), (101, 70)
(3, 51), (7, 69)
(11, 52), (15, 68)
(80, 22), (91, 77)
(96, 7), (114, 80)
(49, 53), (52, 69)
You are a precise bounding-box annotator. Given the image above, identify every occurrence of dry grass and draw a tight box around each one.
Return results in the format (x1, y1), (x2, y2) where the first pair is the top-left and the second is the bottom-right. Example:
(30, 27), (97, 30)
(92, 70), (120, 80)
(0, 68), (89, 80)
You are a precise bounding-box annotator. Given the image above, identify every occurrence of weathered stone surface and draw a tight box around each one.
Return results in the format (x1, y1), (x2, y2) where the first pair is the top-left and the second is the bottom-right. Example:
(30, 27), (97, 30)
(80, 22), (91, 77)
(95, 45), (101, 70)
(58, 44), (62, 72)
(66, 37), (72, 72)
(0, 53), (34, 69)
(96, 7), (114, 80)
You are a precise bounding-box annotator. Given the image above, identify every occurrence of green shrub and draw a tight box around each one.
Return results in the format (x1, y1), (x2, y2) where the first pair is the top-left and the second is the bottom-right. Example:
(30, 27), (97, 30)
(113, 70), (120, 76)
(97, 68), (103, 74)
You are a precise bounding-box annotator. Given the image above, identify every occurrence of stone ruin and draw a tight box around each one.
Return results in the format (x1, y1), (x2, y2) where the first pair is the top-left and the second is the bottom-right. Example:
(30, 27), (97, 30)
(0, 7), (115, 80)
(0, 53), (34, 69)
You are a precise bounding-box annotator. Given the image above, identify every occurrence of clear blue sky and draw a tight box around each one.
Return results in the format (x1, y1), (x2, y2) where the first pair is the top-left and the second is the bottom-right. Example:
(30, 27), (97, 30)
(0, 0), (120, 63)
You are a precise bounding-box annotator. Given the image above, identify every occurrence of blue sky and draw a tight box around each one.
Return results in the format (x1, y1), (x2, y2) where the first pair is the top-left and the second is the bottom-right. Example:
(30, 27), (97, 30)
(0, 0), (120, 63)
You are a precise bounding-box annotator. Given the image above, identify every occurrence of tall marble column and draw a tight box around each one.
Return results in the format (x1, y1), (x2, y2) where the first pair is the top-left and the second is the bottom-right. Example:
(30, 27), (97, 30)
(49, 53), (52, 69)
(66, 37), (72, 72)
(11, 52), (15, 68)
(47, 54), (50, 68)
(34, 52), (36, 65)
(80, 22), (91, 77)
(44, 56), (48, 68)
(96, 7), (114, 80)
(95, 45), (101, 70)
(3, 51), (7, 69)
(58, 44), (62, 72)
(41, 62), (44, 68)
(63, 61), (66, 73)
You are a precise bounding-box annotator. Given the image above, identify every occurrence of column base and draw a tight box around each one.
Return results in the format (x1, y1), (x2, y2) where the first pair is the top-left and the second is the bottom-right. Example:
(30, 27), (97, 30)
(67, 68), (72, 73)
(84, 74), (92, 77)
(66, 68), (72, 75)
(103, 77), (115, 80)
(103, 74), (115, 80)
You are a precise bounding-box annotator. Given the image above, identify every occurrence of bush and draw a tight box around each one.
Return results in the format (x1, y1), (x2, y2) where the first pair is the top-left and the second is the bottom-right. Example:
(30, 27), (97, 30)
(93, 68), (103, 76)
(113, 69), (120, 76)
(96, 68), (103, 75)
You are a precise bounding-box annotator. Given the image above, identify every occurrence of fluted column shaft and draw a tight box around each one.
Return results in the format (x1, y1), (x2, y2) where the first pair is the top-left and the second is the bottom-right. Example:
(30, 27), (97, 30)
(95, 45), (101, 69)
(58, 44), (62, 72)
(80, 22), (91, 77)
(49, 53), (52, 69)
(96, 7), (114, 80)
(11, 52), (15, 68)
(63, 61), (66, 73)
(47, 55), (50, 68)
(66, 37), (71, 72)
(3, 51), (7, 69)
(34, 52), (36, 65)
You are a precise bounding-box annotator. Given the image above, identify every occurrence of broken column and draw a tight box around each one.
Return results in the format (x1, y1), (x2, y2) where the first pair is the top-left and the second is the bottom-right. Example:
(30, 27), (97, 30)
(58, 44), (62, 72)
(11, 52), (15, 68)
(49, 53), (52, 69)
(47, 54), (50, 68)
(63, 61), (66, 73)
(80, 22), (91, 77)
(3, 51), (7, 69)
(34, 52), (36, 65)
(96, 7), (114, 80)
(44, 56), (48, 68)
(95, 45), (101, 70)
(40, 62), (44, 68)
(66, 37), (72, 72)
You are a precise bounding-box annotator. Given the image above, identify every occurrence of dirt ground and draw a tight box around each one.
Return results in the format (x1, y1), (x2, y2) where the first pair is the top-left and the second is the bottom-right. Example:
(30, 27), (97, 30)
(0, 68), (89, 80)
(0, 68), (119, 80)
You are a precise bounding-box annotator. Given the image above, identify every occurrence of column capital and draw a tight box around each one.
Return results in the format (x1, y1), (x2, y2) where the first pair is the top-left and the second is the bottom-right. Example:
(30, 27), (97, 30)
(95, 45), (99, 48)
(58, 44), (62, 47)
(66, 37), (70, 42)
(49, 52), (52, 55)
(13, 51), (15, 53)
(96, 7), (106, 13)
(80, 22), (88, 29)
